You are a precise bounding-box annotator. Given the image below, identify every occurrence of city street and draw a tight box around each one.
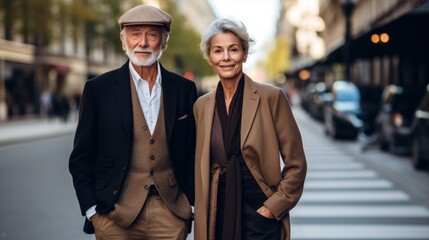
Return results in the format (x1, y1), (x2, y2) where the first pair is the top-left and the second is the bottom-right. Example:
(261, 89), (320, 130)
(0, 106), (428, 240)
(292, 107), (429, 239)
(1, 0), (429, 239)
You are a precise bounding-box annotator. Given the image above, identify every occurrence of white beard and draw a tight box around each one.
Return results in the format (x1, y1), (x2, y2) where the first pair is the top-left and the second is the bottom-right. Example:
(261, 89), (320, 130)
(125, 45), (163, 67)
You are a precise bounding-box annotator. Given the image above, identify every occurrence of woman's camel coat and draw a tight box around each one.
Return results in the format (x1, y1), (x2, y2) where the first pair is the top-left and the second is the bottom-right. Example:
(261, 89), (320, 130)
(193, 75), (307, 240)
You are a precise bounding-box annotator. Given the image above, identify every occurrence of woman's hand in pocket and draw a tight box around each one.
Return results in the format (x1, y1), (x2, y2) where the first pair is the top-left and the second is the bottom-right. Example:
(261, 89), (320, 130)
(256, 205), (274, 219)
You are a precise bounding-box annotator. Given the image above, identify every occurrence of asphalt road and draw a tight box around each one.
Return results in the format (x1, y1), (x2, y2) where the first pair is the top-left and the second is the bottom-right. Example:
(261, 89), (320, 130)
(0, 135), (91, 240)
(1, 106), (428, 239)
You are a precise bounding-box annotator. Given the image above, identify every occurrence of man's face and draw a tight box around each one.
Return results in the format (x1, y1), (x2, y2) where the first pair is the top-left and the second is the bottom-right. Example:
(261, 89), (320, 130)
(121, 25), (163, 67)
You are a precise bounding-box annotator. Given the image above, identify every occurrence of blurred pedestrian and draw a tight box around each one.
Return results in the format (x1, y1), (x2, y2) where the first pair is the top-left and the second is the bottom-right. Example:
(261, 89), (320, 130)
(40, 87), (53, 119)
(52, 89), (70, 122)
(69, 4), (197, 239)
(72, 90), (81, 110)
(193, 18), (307, 240)
(70, 90), (82, 121)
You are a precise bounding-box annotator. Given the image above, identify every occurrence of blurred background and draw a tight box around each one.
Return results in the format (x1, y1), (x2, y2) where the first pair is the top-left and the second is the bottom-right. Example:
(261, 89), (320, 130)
(1, 0), (429, 239)
(1, 0), (429, 122)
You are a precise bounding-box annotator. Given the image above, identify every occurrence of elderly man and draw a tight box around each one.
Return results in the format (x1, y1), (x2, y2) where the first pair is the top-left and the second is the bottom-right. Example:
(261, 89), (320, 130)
(69, 4), (197, 239)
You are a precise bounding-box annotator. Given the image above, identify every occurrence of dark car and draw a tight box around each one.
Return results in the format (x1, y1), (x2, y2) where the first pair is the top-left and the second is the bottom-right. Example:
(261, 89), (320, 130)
(300, 82), (329, 121)
(376, 85), (426, 152)
(410, 84), (429, 170)
(300, 83), (316, 113)
(308, 82), (330, 121)
(324, 81), (363, 140)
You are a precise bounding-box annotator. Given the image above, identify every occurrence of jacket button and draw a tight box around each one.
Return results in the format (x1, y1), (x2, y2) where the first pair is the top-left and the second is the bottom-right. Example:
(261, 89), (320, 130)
(144, 185), (149, 190)
(150, 155), (155, 160)
(150, 170), (154, 176)
(143, 126), (148, 131)
(150, 139), (155, 144)
(113, 190), (118, 195)
(122, 165), (126, 170)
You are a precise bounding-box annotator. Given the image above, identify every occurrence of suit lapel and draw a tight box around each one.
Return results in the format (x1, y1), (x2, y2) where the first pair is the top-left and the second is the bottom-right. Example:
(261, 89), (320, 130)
(241, 75), (259, 148)
(160, 65), (177, 144)
(113, 61), (133, 140)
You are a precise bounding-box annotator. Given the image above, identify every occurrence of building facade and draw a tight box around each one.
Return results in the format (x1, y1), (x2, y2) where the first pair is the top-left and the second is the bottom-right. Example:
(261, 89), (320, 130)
(281, 0), (429, 90)
(0, 0), (215, 122)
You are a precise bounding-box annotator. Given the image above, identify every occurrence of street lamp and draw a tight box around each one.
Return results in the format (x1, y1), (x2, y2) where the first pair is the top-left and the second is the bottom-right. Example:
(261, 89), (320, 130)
(340, 0), (357, 81)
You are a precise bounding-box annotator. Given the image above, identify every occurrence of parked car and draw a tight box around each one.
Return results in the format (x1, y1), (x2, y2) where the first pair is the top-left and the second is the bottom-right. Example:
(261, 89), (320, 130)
(300, 82), (329, 121)
(300, 83), (316, 113)
(376, 85), (426, 152)
(410, 84), (429, 170)
(324, 81), (363, 139)
(308, 82), (330, 121)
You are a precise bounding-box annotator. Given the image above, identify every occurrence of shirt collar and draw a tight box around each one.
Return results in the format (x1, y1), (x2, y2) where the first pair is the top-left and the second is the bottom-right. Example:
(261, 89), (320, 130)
(128, 61), (162, 87)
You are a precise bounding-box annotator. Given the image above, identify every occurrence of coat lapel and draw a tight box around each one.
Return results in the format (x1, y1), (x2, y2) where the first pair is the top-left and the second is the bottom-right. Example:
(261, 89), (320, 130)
(241, 74), (260, 148)
(201, 90), (216, 211)
(160, 65), (177, 144)
(203, 91), (216, 148)
(113, 61), (133, 141)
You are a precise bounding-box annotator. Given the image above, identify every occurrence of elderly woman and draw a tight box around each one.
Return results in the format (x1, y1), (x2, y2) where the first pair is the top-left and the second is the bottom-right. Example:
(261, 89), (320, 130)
(193, 18), (307, 240)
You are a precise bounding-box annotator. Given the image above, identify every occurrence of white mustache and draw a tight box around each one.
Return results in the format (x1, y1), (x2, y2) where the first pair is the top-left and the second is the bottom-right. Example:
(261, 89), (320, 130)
(133, 48), (153, 54)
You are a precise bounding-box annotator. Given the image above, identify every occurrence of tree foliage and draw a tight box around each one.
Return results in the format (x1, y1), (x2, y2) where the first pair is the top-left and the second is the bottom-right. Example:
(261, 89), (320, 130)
(159, 0), (213, 78)
(0, 0), (213, 77)
(260, 36), (291, 81)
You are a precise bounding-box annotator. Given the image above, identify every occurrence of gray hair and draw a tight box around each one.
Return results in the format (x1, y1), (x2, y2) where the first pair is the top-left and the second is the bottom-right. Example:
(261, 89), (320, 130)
(200, 18), (255, 60)
(120, 26), (170, 50)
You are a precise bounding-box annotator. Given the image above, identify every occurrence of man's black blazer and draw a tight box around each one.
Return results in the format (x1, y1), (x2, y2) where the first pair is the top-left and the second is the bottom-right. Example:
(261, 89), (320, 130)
(69, 61), (197, 232)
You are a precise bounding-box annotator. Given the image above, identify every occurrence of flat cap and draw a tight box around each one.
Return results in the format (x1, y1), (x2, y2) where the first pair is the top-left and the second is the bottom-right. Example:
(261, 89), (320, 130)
(118, 5), (172, 31)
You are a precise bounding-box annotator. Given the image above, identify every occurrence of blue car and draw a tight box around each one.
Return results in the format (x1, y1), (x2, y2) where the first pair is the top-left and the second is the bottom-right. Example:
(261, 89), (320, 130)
(324, 81), (363, 140)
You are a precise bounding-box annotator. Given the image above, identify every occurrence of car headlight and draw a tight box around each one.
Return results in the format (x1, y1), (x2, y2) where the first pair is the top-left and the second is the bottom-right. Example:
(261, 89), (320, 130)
(336, 112), (363, 128)
(392, 113), (404, 127)
(348, 114), (363, 128)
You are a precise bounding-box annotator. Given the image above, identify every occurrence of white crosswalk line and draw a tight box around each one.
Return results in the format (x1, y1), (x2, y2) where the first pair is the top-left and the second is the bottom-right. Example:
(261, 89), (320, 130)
(308, 162), (365, 170)
(293, 205), (429, 217)
(307, 170), (378, 179)
(304, 179), (393, 189)
(301, 190), (410, 202)
(292, 225), (429, 239)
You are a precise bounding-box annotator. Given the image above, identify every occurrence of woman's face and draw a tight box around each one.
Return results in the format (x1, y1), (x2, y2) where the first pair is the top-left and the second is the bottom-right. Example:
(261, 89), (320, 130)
(208, 32), (247, 80)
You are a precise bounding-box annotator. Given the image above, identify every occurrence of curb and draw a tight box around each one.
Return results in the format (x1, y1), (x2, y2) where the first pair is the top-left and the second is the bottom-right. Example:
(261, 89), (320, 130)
(0, 121), (77, 146)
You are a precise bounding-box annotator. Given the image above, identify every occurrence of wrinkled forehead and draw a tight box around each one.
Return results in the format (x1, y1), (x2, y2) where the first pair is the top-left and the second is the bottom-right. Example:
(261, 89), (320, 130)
(210, 32), (242, 46)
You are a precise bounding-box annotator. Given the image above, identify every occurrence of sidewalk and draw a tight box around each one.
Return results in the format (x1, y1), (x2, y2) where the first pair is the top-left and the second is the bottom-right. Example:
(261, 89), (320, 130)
(0, 118), (77, 146)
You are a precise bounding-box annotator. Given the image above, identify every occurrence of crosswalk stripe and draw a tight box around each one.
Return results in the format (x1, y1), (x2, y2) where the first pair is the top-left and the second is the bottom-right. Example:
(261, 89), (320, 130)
(300, 190), (410, 202)
(292, 225), (429, 239)
(304, 179), (393, 189)
(293, 205), (429, 217)
(308, 170), (378, 179)
(308, 162), (365, 170)
(306, 155), (356, 164)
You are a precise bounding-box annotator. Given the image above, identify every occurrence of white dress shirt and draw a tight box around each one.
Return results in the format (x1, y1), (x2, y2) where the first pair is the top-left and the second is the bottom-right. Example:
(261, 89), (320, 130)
(129, 61), (162, 135)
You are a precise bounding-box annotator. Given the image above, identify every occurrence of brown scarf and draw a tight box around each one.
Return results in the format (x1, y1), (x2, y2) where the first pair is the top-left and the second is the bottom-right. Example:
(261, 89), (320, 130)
(215, 75), (245, 240)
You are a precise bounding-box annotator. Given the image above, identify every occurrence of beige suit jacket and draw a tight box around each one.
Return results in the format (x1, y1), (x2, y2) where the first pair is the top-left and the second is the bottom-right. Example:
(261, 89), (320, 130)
(193, 74), (307, 240)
